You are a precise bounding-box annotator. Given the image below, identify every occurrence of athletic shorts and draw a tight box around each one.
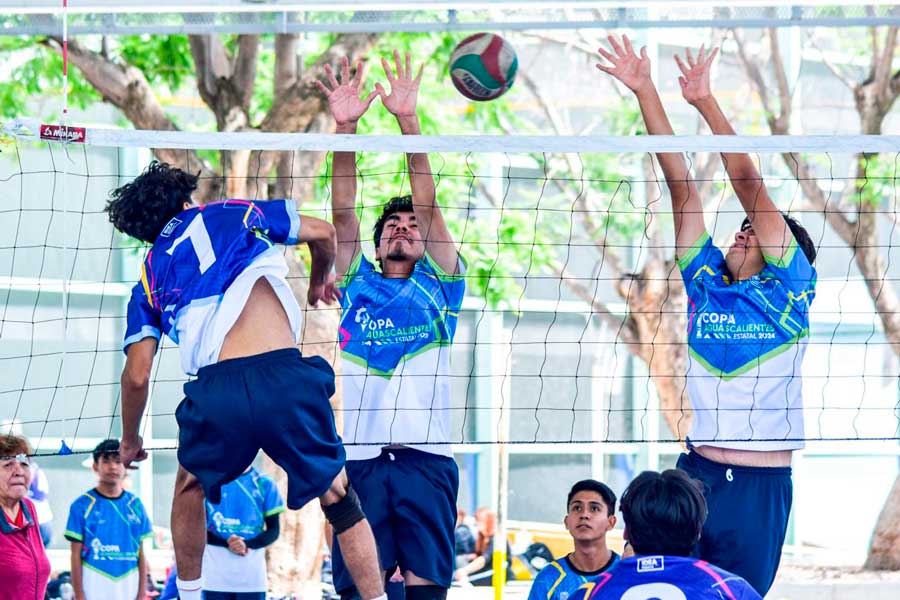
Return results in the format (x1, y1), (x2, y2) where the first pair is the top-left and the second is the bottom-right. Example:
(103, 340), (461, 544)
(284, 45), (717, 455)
(677, 449), (792, 596)
(176, 348), (345, 508)
(331, 447), (459, 593)
(202, 592), (265, 600)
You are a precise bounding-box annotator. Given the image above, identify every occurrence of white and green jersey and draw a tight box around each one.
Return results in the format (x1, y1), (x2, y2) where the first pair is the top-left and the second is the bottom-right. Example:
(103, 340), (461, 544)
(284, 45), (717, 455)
(678, 232), (817, 450)
(65, 489), (152, 600)
(338, 253), (466, 460)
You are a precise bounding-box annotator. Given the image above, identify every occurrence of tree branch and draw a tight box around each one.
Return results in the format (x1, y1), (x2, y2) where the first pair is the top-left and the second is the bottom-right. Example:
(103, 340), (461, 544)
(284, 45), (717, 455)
(261, 33), (379, 133)
(552, 263), (637, 350)
(767, 28), (792, 132)
(41, 36), (216, 196)
(807, 33), (857, 91)
(233, 35), (260, 111)
(188, 35), (228, 111)
(274, 34), (300, 98)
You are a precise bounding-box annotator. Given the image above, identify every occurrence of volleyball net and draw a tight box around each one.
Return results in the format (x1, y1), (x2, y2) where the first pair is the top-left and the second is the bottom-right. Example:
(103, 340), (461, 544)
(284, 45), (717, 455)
(1, 122), (898, 457)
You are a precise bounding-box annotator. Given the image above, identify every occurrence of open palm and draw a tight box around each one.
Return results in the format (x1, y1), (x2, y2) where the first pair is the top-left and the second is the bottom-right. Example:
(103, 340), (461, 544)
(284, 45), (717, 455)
(596, 34), (652, 94)
(377, 50), (423, 118)
(675, 45), (719, 104)
(317, 56), (377, 125)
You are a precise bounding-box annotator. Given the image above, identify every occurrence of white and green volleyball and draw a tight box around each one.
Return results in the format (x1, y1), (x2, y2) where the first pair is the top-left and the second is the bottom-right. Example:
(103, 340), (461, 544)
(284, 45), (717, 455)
(449, 33), (518, 101)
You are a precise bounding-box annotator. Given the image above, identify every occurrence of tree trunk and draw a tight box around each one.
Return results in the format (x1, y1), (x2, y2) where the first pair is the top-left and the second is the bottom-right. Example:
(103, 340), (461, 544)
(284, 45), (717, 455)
(865, 477), (900, 569)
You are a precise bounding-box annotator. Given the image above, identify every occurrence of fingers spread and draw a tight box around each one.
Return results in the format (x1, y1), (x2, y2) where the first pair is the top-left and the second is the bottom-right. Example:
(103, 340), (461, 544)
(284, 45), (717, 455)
(597, 47), (616, 64)
(674, 53), (689, 76)
(607, 34), (625, 57)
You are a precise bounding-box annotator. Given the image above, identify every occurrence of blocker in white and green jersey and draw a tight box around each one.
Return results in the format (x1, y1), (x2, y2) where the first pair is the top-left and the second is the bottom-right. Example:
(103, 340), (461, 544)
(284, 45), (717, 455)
(338, 253), (466, 460)
(203, 467), (285, 593)
(64, 489), (152, 600)
(678, 231), (816, 451)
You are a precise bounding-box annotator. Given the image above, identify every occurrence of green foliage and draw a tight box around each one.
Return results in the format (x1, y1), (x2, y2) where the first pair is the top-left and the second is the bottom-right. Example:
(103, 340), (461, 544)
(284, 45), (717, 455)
(117, 35), (194, 92)
(855, 153), (899, 207)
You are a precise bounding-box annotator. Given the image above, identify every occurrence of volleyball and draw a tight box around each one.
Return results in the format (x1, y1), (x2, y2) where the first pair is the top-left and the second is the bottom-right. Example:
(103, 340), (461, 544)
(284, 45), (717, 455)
(449, 33), (518, 101)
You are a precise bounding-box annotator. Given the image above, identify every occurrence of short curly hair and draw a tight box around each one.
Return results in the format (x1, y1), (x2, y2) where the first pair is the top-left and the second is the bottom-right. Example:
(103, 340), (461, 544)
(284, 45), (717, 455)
(105, 161), (198, 244)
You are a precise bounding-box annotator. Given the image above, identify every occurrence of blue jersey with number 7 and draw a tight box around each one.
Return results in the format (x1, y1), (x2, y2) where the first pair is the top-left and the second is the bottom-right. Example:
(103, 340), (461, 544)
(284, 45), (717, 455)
(122, 199), (301, 374)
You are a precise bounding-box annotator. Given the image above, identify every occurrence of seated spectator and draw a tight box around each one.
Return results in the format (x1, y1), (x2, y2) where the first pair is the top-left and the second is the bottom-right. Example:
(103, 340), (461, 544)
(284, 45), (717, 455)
(528, 480), (620, 600)
(570, 470), (761, 600)
(0, 434), (51, 600)
(453, 507), (513, 587)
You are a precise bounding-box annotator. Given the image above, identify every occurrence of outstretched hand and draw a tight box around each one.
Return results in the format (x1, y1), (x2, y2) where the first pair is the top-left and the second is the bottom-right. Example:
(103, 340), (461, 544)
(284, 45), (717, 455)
(377, 50), (424, 118)
(674, 45), (719, 105)
(316, 56), (378, 125)
(595, 34), (652, 95)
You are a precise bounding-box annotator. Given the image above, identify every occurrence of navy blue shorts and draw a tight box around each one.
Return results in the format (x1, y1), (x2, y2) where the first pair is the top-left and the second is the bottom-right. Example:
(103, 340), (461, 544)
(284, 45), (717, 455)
(331, 448), (459, 593)
(677, 450), (792, 596)
(176, 348), (345, 509)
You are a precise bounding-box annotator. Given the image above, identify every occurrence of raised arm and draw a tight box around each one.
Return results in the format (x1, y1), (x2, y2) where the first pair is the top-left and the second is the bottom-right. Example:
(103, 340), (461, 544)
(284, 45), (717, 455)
(317, 57), (378, 278)
(596, 35), (706, 253)
(297, 215), (340, 307)
(676, 46), (792, 258)
(377, 50), (460, 274)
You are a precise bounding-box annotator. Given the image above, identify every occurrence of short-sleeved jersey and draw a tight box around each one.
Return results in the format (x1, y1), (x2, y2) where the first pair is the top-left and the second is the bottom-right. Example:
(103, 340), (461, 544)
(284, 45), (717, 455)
(337, 253), (466, 460)
(528, 553), (620, 600)
(203, 467), (285, 593)
(123, 199), (302, 375)
(678, 232), (816, 451)
(571, 556), (761, 600)
(64, 489), (152, 600)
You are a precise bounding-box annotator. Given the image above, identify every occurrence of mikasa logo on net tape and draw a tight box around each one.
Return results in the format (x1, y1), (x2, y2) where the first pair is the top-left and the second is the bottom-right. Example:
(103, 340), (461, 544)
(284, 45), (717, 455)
(637, 556), (665, 572)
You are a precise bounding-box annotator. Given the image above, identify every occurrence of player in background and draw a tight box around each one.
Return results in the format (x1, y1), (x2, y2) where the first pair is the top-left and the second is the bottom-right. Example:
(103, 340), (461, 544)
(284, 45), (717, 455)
(595, 35), (816, 595)
(527, 480), (620, 600)
(106, 162), (385, 600)
(65, 439), (152, 600)
(571, 470), (761, 600)
(202, 465), (285, 599)
(317, 51), (465, 600)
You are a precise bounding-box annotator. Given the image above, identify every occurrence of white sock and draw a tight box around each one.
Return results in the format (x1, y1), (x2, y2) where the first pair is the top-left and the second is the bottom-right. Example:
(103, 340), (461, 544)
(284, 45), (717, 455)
(176, 576), (203, 600)
(369, 595), (388, 600)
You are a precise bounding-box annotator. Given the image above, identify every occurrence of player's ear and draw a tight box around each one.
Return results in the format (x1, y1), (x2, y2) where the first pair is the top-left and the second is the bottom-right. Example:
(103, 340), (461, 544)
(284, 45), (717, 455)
(608, 514), (617, 530)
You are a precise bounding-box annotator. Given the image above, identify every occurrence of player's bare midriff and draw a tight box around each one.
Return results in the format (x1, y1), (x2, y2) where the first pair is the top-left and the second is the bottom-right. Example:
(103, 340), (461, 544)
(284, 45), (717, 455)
(694, 445), (792, 468)
(218, 278), (295, 361)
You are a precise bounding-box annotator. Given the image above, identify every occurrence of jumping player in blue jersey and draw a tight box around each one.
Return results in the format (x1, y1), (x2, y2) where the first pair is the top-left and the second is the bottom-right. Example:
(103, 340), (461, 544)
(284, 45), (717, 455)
(316, 52), (465, 600)
(570, 470), (761, 600)
(528, 480), (620, 600)
(596, 35), (816, 595)
(106, 163), (385, 600)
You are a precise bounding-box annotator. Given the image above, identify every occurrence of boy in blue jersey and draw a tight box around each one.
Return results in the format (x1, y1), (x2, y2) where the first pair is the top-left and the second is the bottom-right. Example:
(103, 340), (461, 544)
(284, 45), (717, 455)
(65, 439), (152, 600)
(570, 470), (761, 600)
(317, 52), (465, 600)
(596, 36), (817, 595)
(202, 465), (285, 599)
(106, 162), (385, 600)
(528, 480), (620, 600)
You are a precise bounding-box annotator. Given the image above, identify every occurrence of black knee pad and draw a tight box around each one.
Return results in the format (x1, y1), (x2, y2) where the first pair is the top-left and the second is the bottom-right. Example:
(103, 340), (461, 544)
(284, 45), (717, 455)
(322, 484), (365, 535)
(405, 585), (448, 600)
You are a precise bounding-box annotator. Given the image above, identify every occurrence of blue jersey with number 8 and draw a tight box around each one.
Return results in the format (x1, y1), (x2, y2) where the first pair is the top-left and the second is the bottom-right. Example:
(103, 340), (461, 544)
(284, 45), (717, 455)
(123, 199), (302, 375)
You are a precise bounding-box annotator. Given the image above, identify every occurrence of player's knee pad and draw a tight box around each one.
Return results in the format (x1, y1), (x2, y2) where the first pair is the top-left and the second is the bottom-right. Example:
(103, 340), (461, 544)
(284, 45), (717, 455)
(405, 585), (448, 600)
(322, 483), (365, 535)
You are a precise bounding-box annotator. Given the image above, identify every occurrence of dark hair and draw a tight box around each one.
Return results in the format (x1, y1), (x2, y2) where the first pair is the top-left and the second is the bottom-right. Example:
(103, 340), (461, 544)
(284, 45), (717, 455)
(741, 213), (816, 265)
(373, 195), (415, 248)
(0, 434), (31, 458)
(105, 161), (198, 244)
(92, 439), (120, 463)
(620, 469), (707, 557)
(567, 479), (617, 516)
